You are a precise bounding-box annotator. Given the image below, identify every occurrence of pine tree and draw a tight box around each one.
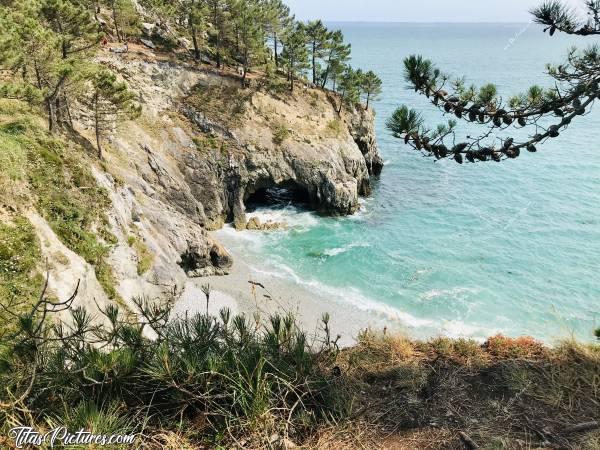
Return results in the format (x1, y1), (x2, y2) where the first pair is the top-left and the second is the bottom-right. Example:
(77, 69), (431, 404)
(361, 70), (382, 110)
(109, 0), (140, 43)
(281, 23), (309, 92)
(206, 0), (231, 68)
(41, 0), (101, 58)
(337, 66), (360, 114)
(388, 1), (600, 164)
(0, 1), (98, 132)
(185, 0), (208, 60)
(79, 68), (140, 159)
(305, 19), (329, 85)
(264, 0), (293, 68)
(320, 30), (351, 90)
(231, 0), (266, 86)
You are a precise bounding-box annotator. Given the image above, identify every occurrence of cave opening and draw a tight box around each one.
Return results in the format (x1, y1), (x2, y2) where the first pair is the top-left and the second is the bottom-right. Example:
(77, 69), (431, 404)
(245, 180), (310, 213)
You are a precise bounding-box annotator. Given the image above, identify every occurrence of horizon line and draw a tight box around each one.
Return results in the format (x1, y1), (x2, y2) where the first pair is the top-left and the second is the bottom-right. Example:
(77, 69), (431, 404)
(317, 20), (536, 24)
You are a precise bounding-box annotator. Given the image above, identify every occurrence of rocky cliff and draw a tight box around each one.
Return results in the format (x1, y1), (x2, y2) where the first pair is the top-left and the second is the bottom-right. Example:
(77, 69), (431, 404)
(48, 50), (383, 306)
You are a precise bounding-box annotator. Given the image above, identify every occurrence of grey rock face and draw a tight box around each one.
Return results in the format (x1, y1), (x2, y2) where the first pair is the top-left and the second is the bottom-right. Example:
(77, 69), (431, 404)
(93, 56), (383, 287)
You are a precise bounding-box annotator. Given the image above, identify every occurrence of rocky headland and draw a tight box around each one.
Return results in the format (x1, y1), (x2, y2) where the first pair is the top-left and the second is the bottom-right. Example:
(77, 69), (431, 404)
(27, 47), (383, 312)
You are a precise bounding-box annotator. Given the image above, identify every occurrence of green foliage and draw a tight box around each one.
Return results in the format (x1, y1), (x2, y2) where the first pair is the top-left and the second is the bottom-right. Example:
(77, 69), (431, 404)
(272, 122), (290, 145)
(0, 0), (101, 131)
(281, 22), (310, 91)
(326, 119), (343, 137)
(80, 67), (141, 158)
(404, 54), (438, 91)
(127, 235), (154, 276)
(531, 0), (578, 34)
(391, 3), (600, 163)
(361, 70), (383, 109)
(0, 216), (43, 318)
(595, 327), (600, 340)
(0, 104), (119, 300)
(231, 0), (267, 85)
(320, 30), (351, 90)
(305, 20), (329, 85)
(263, 0), (293, 68)
(110, 0), (141, 41)
(478, 83), (498, 105)
(48, 401), (134, 437)
(0, 295), (346, 446)
(386, 105), (424, 136)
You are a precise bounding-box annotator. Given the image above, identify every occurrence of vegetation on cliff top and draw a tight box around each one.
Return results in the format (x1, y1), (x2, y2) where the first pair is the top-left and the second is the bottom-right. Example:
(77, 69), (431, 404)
(0, 0), (382, 153)
(0, 285), (598, 449)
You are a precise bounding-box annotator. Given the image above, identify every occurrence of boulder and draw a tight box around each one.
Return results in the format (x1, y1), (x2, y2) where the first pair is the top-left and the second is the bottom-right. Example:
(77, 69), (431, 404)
(246, 217), (261, 230)
(179, 241), (232, 277)
(141, 22), (155, 36)
(140, 39), (157, 50)
(177, 37), (192, 51)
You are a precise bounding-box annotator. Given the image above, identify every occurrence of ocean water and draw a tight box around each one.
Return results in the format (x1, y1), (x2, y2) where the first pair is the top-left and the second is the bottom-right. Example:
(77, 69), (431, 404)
(218, 23), (600, 342)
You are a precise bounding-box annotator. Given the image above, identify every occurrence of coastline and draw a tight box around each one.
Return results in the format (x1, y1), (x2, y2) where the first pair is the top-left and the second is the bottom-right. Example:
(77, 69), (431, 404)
(177, 226), (427, 347)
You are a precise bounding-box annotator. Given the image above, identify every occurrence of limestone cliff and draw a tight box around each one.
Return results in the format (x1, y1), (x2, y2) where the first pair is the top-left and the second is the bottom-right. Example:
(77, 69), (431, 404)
(70, 51), (383, 304)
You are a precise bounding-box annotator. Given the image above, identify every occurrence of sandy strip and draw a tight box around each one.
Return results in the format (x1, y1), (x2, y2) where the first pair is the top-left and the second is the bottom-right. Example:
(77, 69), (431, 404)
(187, 239), (411, 347)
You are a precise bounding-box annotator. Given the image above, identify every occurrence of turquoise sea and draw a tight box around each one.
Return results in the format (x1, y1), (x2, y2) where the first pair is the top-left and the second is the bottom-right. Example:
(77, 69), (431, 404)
(219, 23), (600, 342)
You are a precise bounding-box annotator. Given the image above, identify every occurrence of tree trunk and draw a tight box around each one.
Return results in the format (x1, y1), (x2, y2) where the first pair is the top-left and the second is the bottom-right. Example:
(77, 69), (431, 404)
(47, 99), (57, 133)
(53, 81), (69, 129)
(213, 6), (221, 68)
(321, 65), (330, 89)
(338, 90), (345, 114)
(241, 51), (248, 88)
(94, 93), (103, 159)
(312, 41), (317, 85)
(191, 23), (200, 60)
(111, 0), (122, 42)
(274, 33), (279, 67)
(366, 92), (370, 110)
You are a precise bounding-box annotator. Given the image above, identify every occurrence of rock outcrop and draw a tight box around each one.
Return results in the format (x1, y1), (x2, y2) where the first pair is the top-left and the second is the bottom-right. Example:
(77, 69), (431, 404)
(76, 52), (383, 303)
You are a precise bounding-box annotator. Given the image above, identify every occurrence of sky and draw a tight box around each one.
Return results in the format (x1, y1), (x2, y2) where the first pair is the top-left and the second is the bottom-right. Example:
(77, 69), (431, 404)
(283, 0), (585, 23)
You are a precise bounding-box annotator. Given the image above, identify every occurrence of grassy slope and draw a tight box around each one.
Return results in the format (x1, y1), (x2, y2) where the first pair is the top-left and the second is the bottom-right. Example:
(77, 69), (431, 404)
(0, 99), (119, 303)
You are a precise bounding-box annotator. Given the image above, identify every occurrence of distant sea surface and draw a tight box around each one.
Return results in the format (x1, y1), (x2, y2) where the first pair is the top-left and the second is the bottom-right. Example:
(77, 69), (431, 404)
(217, 23), (600, 342)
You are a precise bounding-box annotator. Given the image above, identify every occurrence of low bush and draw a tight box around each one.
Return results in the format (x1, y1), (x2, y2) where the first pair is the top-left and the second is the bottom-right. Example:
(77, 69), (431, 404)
(0, 287), (346, 448)
(272, 123), (290, 145)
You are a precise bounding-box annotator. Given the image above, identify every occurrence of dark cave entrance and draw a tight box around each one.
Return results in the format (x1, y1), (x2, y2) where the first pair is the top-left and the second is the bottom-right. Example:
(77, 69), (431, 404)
(244, 180), (310, 213)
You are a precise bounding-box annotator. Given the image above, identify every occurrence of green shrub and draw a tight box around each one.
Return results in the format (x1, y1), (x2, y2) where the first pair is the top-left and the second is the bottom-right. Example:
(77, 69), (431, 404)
(128, 235), (154, 275)
(272, 123), (290, 145)
(0, 216), (42, 316)
(326, 119), (343, 137)
(0, 294), (346, 447)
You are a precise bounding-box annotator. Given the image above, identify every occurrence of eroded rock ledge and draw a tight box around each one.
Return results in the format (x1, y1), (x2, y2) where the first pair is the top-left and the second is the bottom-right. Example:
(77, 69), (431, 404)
(178, 73), (384, 228)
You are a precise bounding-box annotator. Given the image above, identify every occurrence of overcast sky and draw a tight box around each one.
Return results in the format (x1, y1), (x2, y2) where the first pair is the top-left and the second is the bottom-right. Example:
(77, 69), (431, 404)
(284, 0), (585, 23)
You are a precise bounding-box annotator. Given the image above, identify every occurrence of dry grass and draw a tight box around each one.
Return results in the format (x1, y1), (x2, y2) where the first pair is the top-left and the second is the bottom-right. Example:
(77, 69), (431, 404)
(331, 333), (600, 450)
(185, 83), (252, 128)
